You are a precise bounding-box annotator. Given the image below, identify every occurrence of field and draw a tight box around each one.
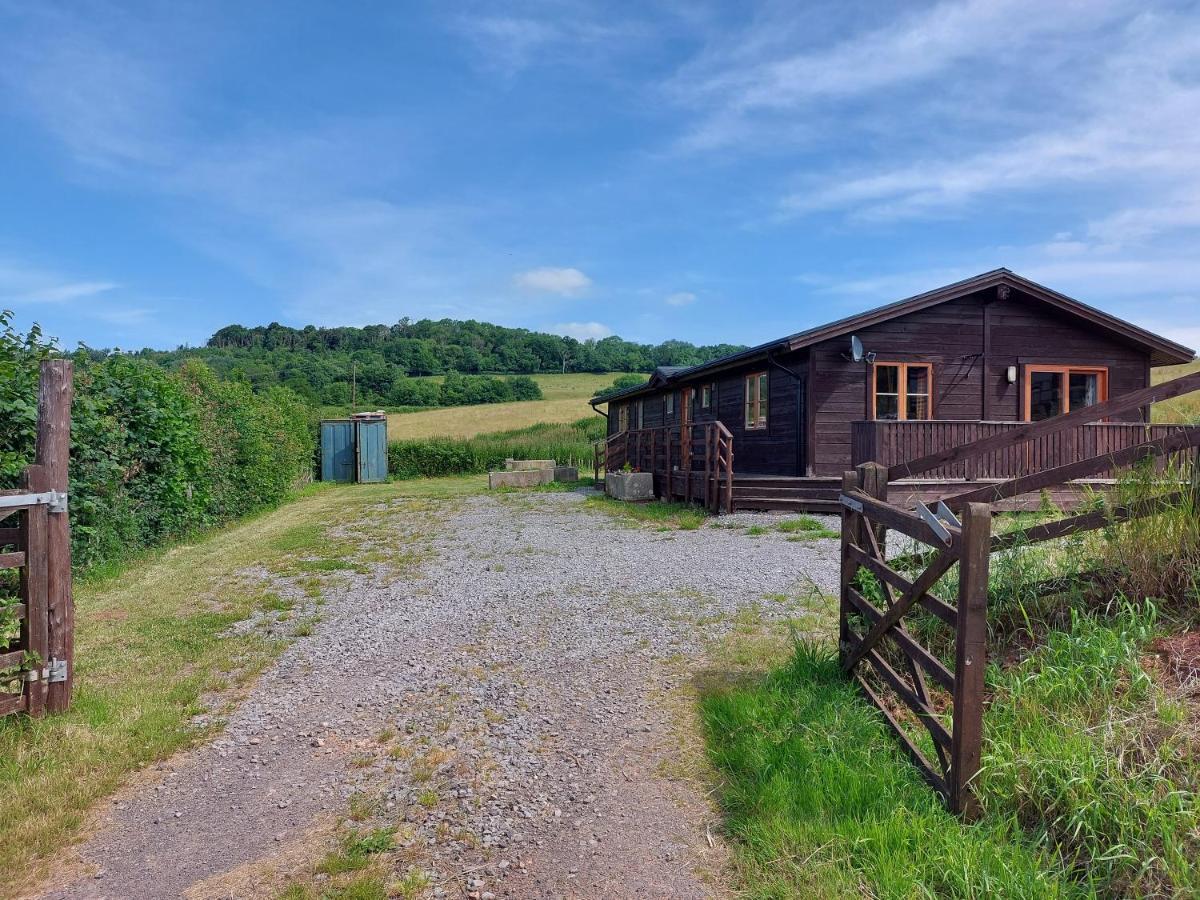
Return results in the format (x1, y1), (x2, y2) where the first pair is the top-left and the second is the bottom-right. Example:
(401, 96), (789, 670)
(1152, 358), (1200, 422)
(384, 372), (636, 440)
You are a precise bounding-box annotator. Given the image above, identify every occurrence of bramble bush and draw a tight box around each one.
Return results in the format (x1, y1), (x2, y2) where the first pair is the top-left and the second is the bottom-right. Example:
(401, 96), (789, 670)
(0, 311), (315, 572)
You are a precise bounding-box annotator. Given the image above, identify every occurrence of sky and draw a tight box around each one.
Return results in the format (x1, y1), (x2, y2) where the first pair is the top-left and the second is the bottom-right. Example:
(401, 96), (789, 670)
(1, 0), (1199, 354)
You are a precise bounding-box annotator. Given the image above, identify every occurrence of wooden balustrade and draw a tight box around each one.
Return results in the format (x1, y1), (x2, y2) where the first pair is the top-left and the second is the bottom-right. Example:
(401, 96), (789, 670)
(852, 420), (1189, 481)
(599, 422), (735, 513)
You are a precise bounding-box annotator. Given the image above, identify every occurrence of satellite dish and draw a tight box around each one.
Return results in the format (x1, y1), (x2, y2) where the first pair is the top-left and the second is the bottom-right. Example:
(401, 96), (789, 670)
(850, 335), (864, 363)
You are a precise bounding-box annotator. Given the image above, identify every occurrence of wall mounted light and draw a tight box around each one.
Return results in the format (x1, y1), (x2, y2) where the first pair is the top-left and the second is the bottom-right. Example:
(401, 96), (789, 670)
(1006, 365), (1018, 384)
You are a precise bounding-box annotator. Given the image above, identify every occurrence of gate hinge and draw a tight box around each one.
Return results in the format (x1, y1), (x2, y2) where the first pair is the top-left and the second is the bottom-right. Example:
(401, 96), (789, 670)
(48, 491), (68, 514)
(46, 658), (68, 683)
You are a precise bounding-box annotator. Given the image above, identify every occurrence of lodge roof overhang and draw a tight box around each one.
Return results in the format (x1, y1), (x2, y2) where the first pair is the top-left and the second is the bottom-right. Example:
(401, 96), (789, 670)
(589, 268), (1196, 407)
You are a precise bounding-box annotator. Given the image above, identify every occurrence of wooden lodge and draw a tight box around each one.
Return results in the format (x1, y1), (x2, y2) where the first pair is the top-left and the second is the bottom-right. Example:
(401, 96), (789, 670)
(591, 269), (1195, 513)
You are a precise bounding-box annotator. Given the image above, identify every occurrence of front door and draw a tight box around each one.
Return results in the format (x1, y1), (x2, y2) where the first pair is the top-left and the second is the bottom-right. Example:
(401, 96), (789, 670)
(680, 387), (693, 426)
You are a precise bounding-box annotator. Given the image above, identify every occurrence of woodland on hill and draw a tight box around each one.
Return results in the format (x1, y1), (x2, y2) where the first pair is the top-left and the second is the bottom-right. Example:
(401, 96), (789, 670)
(130, 318), (744, 407)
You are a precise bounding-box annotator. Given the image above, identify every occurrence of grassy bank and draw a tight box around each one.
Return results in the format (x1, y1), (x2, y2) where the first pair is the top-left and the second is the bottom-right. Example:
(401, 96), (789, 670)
(0, 477), (483, 896)
(388, 417), (605, 479)
(1151, 358), (1200, 423)
(702, 473), (1200, 897)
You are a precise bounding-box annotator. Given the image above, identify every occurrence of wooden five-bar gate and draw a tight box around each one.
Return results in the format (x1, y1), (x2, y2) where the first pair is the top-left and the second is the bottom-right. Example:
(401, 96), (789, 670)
(0, 360), (74, 718)
(595, 421), (734, 513)
(841, 369), (1200, 814)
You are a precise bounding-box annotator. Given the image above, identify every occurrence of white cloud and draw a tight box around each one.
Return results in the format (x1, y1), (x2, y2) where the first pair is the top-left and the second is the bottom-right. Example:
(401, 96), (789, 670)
(665, 291), (696, 306)
(513, 267), (592, 295)
(0, 259), (117, 305)
(551, 321), (613, 340)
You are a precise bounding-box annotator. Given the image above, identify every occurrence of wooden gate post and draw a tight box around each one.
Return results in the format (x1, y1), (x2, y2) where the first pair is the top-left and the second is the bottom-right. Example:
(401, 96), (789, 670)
(839, 469), (862, 669)
(36, 359), (73, 713)
(857, 461), (889, 548)
(949, 501), (991, 816)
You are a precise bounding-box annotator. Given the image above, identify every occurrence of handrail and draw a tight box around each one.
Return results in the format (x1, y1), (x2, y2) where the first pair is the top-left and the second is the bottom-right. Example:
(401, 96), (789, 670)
(888, 370), (1200, 482)
(601, 422), (735, 513)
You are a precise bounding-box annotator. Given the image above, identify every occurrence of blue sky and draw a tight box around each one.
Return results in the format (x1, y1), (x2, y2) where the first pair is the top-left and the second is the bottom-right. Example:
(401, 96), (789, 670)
(1, 0), (1199, 353)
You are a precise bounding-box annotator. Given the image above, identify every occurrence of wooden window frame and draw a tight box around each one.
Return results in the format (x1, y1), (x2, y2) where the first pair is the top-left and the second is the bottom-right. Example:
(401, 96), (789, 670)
(744, 372), (768, 430)
(618, 403), (629, 432)
(665, 392), (675, 417)
(870, 361), (935, 421)
(634, 399), (644, 430)
(1022, 365), (1108, 421)
(701, 383), (714, 409)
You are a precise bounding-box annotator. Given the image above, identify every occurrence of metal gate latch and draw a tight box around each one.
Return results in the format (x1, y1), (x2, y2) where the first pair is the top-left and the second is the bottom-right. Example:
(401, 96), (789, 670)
(46, 659), (68, 683)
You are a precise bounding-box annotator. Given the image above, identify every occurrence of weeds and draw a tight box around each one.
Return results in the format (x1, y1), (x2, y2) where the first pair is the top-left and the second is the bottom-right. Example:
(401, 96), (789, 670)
(583, 494), (709, 530)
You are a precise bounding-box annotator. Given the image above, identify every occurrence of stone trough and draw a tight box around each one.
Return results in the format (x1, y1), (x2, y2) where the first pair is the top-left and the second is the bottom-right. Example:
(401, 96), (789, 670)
(488, 460), (579, 490)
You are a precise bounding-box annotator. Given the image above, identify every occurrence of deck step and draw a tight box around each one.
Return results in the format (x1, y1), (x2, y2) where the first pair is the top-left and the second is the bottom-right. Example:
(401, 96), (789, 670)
(731, 485), (840, 500)
(731, 496), (843, 513)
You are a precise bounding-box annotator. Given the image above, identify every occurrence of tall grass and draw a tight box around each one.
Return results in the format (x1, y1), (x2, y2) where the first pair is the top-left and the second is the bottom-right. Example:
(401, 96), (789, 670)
(720, 459), (1200, 896)
(387, 416), (605, 479)
(700, 641), (1076, 898)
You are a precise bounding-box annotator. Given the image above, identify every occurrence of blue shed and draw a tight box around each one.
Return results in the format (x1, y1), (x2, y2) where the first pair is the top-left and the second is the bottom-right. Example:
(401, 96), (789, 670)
(320, 414), (388, 483)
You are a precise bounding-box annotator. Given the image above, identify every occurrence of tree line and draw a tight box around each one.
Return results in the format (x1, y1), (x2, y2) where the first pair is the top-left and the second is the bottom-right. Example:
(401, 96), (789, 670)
(133, 318), (744, 407)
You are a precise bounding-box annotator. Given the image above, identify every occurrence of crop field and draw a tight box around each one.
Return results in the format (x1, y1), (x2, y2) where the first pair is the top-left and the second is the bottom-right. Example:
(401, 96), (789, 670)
(385, 372), (638, 440)
(1153, 358), (1200, 423)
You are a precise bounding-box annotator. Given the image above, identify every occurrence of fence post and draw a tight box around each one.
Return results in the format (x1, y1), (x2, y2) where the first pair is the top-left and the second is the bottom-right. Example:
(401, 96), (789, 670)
(858, 461), (889, 548)
(35, 359), (73, 713)
(949, 501), (991, 816)
(839, 469), (862, 669)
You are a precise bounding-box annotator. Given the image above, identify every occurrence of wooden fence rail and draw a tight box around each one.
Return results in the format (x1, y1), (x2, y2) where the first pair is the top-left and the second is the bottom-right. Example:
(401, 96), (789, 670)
(0, 359), (74, 719)
(841, 369), (1200, 815)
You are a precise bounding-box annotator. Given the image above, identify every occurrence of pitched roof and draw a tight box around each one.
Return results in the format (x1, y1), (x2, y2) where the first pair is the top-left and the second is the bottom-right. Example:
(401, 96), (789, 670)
(591, 269), (1194, 406)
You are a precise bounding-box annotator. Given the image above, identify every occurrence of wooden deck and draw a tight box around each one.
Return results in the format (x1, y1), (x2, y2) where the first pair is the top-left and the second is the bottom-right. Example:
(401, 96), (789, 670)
(714, 473), (1114, 514)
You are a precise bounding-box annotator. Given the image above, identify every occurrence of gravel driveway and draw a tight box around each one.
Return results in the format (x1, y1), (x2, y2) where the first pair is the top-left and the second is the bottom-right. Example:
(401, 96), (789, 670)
(42, 489), (840, 899)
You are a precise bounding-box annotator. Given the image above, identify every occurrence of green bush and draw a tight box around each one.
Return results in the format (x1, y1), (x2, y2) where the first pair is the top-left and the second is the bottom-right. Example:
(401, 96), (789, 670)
(0, 311), (315, 572)
(387, 417), (605, 479)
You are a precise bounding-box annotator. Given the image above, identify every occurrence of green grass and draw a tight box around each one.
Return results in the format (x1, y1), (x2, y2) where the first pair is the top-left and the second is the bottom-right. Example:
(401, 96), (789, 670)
(582, 494), (709, 530)
(701, 640), (1074, 898)
(388, 416), (606, 478)
(777, 516), (840, 539)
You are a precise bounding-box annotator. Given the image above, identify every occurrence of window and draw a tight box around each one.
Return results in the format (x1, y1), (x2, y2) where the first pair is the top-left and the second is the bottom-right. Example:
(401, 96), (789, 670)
(618, 403), (629, 432)
(1024, 366), (1107, 421)
(701, 383), (714, 409)
(665, 392), (675, 416)
(634, 400), (644, 430)
(871, 362), (933, 421)
(745, 372), (768, 429)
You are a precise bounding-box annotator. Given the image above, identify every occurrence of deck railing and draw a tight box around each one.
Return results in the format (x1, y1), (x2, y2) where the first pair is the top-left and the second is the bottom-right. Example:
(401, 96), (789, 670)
(598, 422), (734, 513)
(852, 419), (1190, 481)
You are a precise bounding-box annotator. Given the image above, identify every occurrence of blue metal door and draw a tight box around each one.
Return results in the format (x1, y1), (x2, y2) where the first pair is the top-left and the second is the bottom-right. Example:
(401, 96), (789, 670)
(320, 420), (356, 482)
(355, 419), (388, 483)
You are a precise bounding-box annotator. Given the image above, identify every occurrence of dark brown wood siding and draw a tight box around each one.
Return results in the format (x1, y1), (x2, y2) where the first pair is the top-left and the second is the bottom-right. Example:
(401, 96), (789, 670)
(809, 288), (1152, 475)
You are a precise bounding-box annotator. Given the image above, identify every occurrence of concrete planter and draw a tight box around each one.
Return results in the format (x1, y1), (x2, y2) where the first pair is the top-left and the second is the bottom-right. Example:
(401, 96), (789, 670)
(489, 468), (554, 489)
(553, 466), (579, 483)
(605, 471), (654, 502)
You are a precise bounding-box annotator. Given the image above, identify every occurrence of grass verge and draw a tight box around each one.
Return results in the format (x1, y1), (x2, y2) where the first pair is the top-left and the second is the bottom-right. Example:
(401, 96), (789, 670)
(582, 494), (710, 530)
(700, 639), (1077, 899)
(0, 476), (483, 896)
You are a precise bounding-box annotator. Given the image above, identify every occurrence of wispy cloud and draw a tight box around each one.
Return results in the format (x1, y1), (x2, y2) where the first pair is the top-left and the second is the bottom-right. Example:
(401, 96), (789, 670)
(665, 291), (696, 306)
(514, 266), (592, 295)
(0, 258), (117, 305)
(551, 321), (612, 340)
(450, 2), (651, 76)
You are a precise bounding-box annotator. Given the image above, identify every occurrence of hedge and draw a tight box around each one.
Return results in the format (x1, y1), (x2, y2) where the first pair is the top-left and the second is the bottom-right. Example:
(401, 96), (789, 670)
(0, 311), (316, 572)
